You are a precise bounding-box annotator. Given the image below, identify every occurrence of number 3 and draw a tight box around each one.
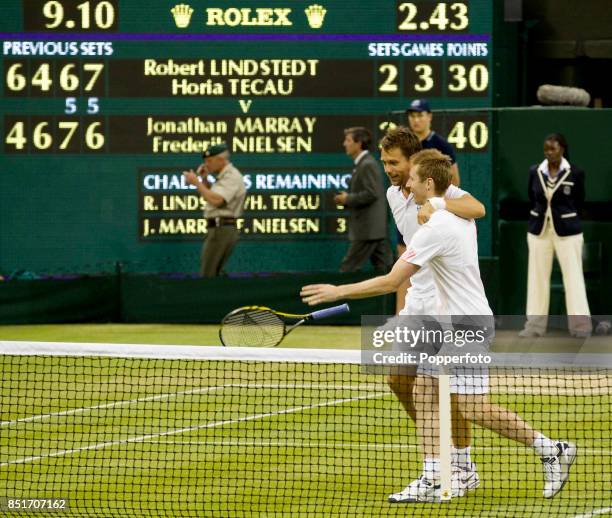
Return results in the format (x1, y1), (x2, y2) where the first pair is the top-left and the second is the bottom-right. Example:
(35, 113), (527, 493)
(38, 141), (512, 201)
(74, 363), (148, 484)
(450, 3), (469, 30)
(414, 64), (433, 92)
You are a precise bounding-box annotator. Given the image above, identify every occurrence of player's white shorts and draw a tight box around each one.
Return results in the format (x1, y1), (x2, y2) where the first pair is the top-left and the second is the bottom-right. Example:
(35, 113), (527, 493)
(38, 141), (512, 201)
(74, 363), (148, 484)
(398, 293), (489, 395)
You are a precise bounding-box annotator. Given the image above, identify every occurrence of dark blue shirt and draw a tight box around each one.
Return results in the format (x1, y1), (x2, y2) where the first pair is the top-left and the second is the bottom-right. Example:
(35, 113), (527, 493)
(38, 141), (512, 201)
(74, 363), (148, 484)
(421, 131), (456, 164)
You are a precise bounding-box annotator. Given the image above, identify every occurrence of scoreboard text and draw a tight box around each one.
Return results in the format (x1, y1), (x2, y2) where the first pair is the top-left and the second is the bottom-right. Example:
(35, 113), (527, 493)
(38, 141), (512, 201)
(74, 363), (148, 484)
(0, 0), (495, 272)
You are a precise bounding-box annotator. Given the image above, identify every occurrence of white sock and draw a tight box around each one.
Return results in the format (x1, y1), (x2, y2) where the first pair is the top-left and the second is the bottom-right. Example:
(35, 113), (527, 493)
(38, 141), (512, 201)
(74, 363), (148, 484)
(423, 458), (440, 482)
(531, 433), (558, 457)
(452, 446), (472, 468)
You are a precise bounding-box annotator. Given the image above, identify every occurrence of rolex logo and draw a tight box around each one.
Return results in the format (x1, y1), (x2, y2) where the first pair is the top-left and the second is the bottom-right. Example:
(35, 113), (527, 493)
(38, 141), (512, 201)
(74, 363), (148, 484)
(171, 4), (194, 28)
(305, 4), (326, 29)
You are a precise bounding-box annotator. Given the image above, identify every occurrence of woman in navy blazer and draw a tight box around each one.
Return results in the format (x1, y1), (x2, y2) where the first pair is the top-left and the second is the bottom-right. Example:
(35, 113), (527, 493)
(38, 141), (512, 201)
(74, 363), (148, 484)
(520, 134), (591, 337)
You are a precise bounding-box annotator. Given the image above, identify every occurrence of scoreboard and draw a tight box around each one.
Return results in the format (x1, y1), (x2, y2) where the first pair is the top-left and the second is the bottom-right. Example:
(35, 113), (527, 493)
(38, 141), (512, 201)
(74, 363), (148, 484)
(0, 1), (494, 273)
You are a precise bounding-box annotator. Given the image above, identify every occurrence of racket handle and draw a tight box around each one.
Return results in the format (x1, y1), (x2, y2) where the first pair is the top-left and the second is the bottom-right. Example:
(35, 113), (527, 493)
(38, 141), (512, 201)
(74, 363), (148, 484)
(310, 303), (350, 321)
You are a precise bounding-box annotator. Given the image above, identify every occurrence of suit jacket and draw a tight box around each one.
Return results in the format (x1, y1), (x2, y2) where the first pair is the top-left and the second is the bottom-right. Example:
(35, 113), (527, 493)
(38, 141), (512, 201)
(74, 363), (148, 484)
(344, 152), (388, 241)
(527, 162), (585, 237)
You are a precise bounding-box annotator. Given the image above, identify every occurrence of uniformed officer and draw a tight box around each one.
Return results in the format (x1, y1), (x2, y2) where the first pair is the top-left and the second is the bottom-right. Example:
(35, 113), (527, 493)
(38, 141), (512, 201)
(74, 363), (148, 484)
(521, 133), (591, 337)
(183, 143), (246, 277)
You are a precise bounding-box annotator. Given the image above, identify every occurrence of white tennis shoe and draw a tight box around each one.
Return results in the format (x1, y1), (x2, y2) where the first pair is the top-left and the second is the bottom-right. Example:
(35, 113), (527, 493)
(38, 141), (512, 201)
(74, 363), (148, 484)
(455, 462), (481, 491)
(388, 470), (468, 503)
(388, 476), (441, 503)
(541, 441), (577, 498)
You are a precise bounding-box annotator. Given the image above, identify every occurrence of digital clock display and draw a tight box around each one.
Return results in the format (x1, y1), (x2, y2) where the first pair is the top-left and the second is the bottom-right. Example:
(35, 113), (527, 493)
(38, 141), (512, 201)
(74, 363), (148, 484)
(23, 0), (119, 32)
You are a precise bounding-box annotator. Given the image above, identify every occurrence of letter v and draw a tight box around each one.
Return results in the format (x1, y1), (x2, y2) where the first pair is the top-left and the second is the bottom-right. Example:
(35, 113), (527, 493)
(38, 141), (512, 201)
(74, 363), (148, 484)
(239, 99), (253, 113)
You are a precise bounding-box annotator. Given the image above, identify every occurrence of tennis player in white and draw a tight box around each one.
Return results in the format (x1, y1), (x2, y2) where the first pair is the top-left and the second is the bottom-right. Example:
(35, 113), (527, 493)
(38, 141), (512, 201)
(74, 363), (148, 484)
(380, 128), (486, 494)
(301, 150), (576, 503)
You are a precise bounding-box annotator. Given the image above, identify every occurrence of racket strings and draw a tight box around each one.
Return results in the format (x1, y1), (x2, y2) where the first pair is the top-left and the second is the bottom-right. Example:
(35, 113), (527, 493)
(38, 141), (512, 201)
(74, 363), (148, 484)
(221, 309), (286, 347)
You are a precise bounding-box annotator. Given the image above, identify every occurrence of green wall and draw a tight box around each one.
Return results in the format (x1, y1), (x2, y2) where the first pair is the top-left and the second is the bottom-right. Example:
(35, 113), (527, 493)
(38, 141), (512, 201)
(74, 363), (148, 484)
(0, 260), (500, 325)
(495, 108), (612, 205)
(495, 108), (612, 314)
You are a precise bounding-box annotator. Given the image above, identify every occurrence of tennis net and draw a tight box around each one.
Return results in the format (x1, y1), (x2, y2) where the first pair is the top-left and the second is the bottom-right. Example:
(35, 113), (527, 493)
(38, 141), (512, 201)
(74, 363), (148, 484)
(0, 341), (610, 517)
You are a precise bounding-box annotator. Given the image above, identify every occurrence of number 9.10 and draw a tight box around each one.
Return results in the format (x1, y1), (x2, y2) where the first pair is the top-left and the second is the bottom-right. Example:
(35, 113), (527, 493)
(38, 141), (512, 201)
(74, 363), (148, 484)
(42, 0), (116, 30)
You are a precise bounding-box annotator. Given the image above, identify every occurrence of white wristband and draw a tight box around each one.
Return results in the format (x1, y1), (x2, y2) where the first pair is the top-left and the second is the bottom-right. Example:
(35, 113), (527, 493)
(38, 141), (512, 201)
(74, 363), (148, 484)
(429, 197), (446, 210)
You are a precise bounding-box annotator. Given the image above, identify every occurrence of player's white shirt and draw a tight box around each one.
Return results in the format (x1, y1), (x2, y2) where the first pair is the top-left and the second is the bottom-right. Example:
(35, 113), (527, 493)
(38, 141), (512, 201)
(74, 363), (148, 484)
(386, 183), (468, 299)
(401, 209), (492, 316)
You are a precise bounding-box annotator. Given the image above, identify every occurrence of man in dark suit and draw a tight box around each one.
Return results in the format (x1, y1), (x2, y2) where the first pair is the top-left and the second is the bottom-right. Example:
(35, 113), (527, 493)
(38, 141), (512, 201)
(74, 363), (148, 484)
(335, 127), (392, 272)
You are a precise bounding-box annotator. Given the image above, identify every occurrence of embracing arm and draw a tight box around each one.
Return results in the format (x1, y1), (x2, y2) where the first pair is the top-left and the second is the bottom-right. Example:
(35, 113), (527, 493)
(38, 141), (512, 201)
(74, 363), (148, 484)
(301, 259), (420, 305)
(445, 194), (485, 219)
(418, 193), (485, 225)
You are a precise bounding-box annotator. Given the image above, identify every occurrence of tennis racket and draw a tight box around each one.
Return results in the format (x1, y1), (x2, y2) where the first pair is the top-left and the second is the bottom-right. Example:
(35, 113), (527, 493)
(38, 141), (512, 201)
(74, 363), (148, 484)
(219, 303), (350, 347)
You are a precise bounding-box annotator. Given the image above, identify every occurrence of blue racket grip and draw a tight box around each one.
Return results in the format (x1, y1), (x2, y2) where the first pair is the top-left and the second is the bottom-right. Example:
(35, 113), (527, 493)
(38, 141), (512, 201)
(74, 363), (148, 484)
(310, 303), (350, 321)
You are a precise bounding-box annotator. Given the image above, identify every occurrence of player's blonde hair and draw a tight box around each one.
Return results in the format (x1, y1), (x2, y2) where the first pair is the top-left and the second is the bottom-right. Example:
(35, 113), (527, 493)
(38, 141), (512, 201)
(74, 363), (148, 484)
(411, 149), (452, 194)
